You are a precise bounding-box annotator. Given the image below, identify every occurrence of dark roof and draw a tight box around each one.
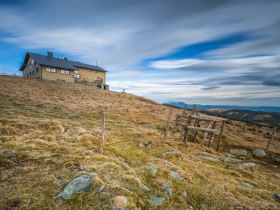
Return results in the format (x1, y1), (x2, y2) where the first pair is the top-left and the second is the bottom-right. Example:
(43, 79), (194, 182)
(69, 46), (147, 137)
(20, 52), (107, 72)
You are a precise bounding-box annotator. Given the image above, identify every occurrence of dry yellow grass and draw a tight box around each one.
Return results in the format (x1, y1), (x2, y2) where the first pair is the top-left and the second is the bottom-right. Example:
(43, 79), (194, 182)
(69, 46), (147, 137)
(0, 76), (279, 210)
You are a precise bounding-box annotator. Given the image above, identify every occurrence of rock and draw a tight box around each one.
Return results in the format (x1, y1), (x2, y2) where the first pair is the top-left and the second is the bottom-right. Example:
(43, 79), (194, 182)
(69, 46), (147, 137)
(220, 157), (238, 163)
(151, 196), (165, 207)
(96, 184), (105, 194)
(76, 165), (85, 171)
(230, 149), (248, 156)
(4, 150), (16, 158)
(235, 162), (256, 169)
(170, 170), (183, 180)
(253, 148), (266, 157)
(271, 156), (280, 163)
(149, 165), (158, 175)
(196, 154), (219, 162)
(273, 194), (280, 203)
(183, 191), (188, 198)
(55, 177), (63, 186)
(8, 107), (16, 113)
(143, 124), (153, 128)
(113, 196), (128, 210)
(59, 173), (94, 200)
(240, 182), (255, 190)
(138, 141), (152, 149)
(140, 183), (150, 191)
(124, 159), (132, 165)
(231, 205), (249, 210)
(163, 183), (172, 195)
(165, 150), (179, 155)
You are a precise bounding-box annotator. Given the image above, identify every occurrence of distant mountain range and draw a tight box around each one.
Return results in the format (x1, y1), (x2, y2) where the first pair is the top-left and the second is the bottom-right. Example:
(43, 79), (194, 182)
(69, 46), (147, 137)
(163, 101), (280, 127)
(163, 101), (280, 113)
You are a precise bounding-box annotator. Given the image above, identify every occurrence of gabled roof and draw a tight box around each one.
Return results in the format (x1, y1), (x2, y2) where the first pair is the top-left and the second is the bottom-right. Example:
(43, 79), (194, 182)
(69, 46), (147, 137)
(20, 52), (107, 72)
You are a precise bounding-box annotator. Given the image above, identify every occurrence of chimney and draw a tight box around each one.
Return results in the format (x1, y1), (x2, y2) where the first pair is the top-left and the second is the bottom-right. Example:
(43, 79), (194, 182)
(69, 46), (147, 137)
(47, 52), (53, 58)
(62, 57), (68, 60)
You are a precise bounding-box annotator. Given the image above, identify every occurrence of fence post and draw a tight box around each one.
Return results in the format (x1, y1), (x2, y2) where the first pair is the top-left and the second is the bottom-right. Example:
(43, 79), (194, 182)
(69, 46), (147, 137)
(162, 109), (172, 144)
(100, 108), (106, 154)
(266, 127), (276, 152)
(216, 121), (225, 151)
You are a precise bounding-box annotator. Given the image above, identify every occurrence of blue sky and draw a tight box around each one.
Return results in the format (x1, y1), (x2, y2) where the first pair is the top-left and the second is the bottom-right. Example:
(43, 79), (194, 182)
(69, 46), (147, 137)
(0, 0), (280, 106)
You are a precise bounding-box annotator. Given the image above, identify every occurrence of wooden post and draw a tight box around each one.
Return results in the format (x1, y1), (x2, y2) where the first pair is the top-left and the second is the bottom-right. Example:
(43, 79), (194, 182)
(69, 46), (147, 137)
(191, 105), (197, 115)
(216, 121), (225, 151)
(162, 109), (172, 144)
(204, 122), (209, 141)
(193, 119), (199, 142)
(184, 128), (189, 145)
(208, 122), (216, 148)
(182, 104), (187, 116)
(175, 114), (179, 127)
(100, 108), (106, 154)
(266, 127), (276, 152)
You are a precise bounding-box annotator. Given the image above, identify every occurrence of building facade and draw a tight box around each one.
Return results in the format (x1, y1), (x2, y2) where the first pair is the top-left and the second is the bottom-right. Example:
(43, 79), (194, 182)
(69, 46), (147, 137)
(20, 52), (108, 89)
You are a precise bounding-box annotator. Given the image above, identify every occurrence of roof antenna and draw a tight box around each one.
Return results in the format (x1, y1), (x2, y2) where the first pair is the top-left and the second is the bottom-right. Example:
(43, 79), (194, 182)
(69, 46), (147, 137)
(96, 60), (97, 66)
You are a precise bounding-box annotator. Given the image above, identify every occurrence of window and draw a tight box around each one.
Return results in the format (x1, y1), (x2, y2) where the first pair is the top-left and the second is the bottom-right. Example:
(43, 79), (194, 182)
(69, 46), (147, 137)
(46, 67), (56, 73)
(31, 59), (34, 65)
(74, 74), (80, 79)
(61, 70), (70, 75)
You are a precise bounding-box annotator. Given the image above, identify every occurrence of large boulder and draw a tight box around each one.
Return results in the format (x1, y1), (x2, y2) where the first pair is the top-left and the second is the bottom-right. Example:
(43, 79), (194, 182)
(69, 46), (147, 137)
(59, 173), (94, 200)
(252, 148), (266, 157)
(230, 149), (248, 156)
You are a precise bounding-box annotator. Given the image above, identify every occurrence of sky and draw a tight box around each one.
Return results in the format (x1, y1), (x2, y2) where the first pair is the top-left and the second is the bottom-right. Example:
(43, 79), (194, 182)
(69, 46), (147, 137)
(0, 0), (280, 106)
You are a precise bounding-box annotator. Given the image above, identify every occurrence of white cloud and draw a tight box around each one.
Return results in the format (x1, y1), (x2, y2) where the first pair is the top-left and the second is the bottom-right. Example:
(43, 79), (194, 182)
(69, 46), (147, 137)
(150, 59), (204, 69)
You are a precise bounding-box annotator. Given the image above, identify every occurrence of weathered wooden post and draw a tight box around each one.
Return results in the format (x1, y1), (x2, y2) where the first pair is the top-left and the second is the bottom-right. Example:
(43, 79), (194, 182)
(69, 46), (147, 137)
(100, 108), (106, 154)
(162, 109), (173, 144)
(216, 121), (225, 151)
(191, 105), (197, 115)
(184, 116), (192, 145)
(182, 104), (187, 116)
(208, 121), (217, 148)
(266, 127), (276, 152)
(204, 122), (210, 141)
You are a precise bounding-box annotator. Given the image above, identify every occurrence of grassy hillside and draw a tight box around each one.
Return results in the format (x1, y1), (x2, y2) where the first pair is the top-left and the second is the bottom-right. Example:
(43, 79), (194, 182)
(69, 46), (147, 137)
(0, 76), (279, 210)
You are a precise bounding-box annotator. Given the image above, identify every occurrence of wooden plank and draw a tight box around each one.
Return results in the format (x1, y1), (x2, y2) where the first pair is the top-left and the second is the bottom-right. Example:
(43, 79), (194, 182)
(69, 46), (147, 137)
(266, 127), (276, 152)
(184, 125), (218, 133)
(100, 108), (106, 154)
(216, 121), (225, 151)
(190, 115), (226, 122)
(162, 109), (173, 144)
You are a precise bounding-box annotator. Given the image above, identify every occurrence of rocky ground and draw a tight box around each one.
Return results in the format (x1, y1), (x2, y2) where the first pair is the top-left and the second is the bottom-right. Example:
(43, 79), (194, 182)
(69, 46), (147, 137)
(0, 76), (279, 210)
